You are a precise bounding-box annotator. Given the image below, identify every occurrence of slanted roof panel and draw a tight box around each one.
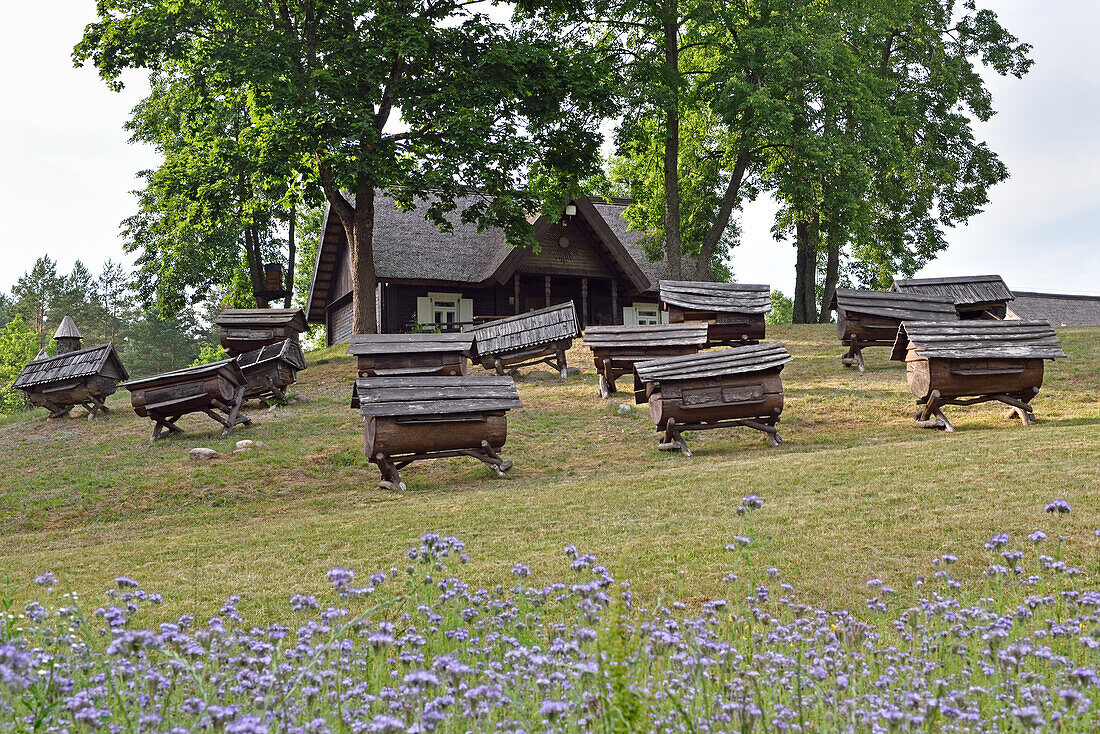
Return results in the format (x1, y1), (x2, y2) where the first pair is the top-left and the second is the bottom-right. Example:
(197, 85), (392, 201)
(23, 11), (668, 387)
(635, 342), (792, 382)
(13, 343), (127, 389)
(214, 309), (309, 331)
(891, 275), (1014, 306)
(236, 339), (308, 370)
(660, 281), (772, 314)
(348, 332), (474, 356)
(53, 315), (83, 339)
(464, 302), (579, 356)
(355, 376), (522, 417)
(583, 323), (709, 349)
(890, 320), (1066, 361)
(124, 359), (246, 390)
(833, 289), (958, 322)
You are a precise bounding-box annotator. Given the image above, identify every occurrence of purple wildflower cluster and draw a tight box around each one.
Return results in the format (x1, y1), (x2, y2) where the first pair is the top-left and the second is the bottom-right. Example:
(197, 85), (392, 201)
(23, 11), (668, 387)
(1, 515), (1097, 732)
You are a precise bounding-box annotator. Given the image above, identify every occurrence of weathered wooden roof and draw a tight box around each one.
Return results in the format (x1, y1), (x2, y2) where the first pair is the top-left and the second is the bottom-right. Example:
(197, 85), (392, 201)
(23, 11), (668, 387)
(659, 281), (772, 314)
(214, 308), (309, 332)
(464, 302), (579, 356)
(635, 342), (793, 382)
(237, 338), (308, 371)
(355, 376), (522, 417)
(13, 343), (128, 390)
(1008, 291), (1100, 326)
(890, 275), (1014, 306)
(53, 315), (83, 339)
(348, 332), (474, 356)
(831, 289), (958, 322)
(123, 359), (246, 390)
(891, 320), (1066, 361)
(583, 324), (709, 350)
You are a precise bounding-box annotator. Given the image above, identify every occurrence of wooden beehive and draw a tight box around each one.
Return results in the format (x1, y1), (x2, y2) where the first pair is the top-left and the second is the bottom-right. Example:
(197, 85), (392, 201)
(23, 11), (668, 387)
(830, 289), (958, 372)
(124, 360), (251, 440)
(464, 302), (579, 377)
(890, 320), (1066, 431)
(583, 324), (708, 398)
(349, 333), (472, 378)
(891, 275), (1014, 320)
(659, 281), (771, 345)
(214, 308), (309, 356)
(355, 376), (522, 490)
(633, 343), (793, 456)
(13, 343), (129, 419)
(236, 338), (308, 403)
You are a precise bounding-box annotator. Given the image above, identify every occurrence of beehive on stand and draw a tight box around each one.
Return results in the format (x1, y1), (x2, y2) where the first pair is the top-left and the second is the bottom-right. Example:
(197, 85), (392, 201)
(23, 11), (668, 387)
(890, 320), (1066, 432)
(583, 324), (708, 398)
(830, 289), (957, 372)
(659, 281), (771, 346)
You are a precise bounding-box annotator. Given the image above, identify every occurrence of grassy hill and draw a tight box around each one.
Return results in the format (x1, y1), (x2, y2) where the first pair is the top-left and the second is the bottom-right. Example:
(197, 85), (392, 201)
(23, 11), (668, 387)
(1, 324), (1096, 616)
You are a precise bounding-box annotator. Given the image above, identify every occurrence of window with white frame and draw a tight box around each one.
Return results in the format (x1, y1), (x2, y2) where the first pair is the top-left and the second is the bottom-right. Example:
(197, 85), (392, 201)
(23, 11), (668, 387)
(623, 302), (668, 326)
(416, 292), (473, 328)
(430, 294), (458, 325)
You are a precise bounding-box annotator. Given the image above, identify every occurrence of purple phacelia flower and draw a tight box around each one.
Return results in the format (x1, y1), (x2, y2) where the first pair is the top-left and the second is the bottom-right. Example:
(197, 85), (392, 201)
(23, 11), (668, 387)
(1028, 531), (1047, 544)
(326, 567), (354, 587)
(511, 564), (530, 578)
(33, 571), (56, 588)
(539, 700), (568, 718)
(742, 494), (763, 509)
(984, 534), (1010, 550)
(114, 576), (139, 588)
(1045, 499), (1071, 514)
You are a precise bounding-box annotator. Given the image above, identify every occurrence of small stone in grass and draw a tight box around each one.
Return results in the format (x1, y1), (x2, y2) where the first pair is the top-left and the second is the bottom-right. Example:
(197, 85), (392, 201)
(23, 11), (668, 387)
(235, 439), (255, 450)
(525, 370), (556, 382)
(189, 448), (220, 461)
(617, 404), (633, 416)
(565, 366), (582, 377)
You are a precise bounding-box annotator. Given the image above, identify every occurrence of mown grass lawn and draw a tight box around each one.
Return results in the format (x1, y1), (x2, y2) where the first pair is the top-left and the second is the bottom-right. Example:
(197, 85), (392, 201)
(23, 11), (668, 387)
(1, 324), (1096, 617)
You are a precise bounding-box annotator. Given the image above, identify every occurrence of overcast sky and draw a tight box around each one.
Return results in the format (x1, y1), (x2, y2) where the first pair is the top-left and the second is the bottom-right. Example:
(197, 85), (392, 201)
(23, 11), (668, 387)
(2, 1), (1098, 297)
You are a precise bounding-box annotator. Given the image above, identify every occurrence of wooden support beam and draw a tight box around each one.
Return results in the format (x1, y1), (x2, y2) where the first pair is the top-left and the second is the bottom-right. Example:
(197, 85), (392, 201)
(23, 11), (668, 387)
(611, 280), (618, 324)
(544, 275), (551, 308)
(514, 275), (521, 315)
(581, 277), (589, 327)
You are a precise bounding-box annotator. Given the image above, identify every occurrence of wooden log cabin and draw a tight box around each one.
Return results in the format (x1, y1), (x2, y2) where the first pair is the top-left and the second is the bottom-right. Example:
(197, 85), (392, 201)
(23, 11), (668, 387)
(658, 281), (771, 346)
(355, 376), (523, 490)
(583, 324), (709, 398)
(13, 317), (128, 419)
(830, 289), (958, 372)
(215, 308), (309, 356)
(125, 360), (252, 440)
(633, 342), (794, 456)
(464, 301), (579, 377)
(890, 275), (1014, 319)
(890, 320), (1066, 432)
(306, 194), (675, 344)
(235, 338), (308, 404)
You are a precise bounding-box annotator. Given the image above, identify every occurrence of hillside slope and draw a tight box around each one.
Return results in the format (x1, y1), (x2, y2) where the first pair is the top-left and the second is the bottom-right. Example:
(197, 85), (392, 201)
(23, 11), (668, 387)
(1, 325), (1096, 614)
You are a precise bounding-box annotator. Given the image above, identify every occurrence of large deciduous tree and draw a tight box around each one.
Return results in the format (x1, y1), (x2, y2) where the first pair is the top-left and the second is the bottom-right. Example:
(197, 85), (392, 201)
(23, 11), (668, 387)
(77, 1), (612, 334)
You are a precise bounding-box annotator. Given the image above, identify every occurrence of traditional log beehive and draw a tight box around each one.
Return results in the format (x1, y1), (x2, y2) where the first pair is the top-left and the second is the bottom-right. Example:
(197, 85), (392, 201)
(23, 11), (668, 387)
(214, 308), (309, 356)
(890, 275), (1014, 319)
(633, 342), (793, 456)
(583, 324), (708, 398)
(659, 281), (771, 346)
(831, 289), (957, 372)
(124, 360), (251, 440)
(13, 342), (129, 420)
(890, 320), (1066, 432)
(349, 333), (472, 378)
(464, 302), (579, 378)
(355, 376), (522, 490)
(236, 338), (308, 404)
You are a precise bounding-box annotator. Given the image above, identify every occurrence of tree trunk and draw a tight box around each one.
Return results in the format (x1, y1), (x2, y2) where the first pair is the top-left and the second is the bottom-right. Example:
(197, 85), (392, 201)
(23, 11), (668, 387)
(695, 148), (752, 280)
(344, 187), (378, 334)
(284, 208), (296, 309)
(245, 228), (270, 308)
(793, 219), (818, 324)
(818, 222), (842, 323)
(662, 10), (682, 280)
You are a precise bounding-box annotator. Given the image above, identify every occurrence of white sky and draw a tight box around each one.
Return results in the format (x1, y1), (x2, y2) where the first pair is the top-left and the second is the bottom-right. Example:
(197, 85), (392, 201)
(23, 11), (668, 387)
(2, 1), (1098, 296)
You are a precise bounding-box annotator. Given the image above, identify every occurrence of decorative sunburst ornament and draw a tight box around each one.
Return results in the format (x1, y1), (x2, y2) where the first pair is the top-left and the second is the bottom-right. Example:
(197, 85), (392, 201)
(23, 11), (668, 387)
(554, 232), (578, 265)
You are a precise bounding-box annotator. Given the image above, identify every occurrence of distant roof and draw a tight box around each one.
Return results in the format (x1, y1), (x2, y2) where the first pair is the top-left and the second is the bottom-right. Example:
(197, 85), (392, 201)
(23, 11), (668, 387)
(306, 194), (669, 323)
(53, 315), (83, 340)
(832, 289), (958, 322)
(635, 342), (792, 382)
(1008, 291), (1100, 326)
(659, 281), (772, 314)
(464, 302), (579, 357)
(891, 320), (1066, 361)
(214, 309), (308, 331)
(13, 343), (127, 390)
(891, 275), (1013, 306)
(354, 376), (522, 417)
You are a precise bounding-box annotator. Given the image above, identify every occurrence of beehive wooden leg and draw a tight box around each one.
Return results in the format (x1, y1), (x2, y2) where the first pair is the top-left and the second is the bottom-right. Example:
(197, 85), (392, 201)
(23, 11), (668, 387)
(374, 453), (406, 491)
(557, 348), (568, 379)
(151, 415), (182, 441)
(916, 390), (949, 430)
(493, 357), (505, 376)
(657, 418), (692, 457)
(480, 440), (513, 474)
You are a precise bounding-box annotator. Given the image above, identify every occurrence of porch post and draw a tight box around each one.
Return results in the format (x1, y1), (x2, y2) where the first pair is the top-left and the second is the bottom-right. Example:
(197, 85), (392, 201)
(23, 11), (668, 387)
(581, 277), (589, 327)
(544, 275), (551, 308)
(611, 279), (619, 325)
(514, 275), (521, 315)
